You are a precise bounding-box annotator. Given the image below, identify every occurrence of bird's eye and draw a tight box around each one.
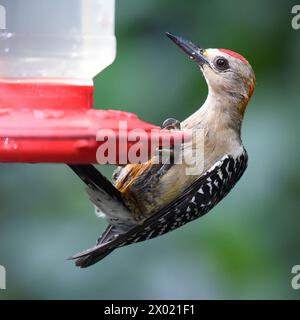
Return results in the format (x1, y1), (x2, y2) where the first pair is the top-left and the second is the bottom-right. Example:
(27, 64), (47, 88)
(215, 57), (229, 71)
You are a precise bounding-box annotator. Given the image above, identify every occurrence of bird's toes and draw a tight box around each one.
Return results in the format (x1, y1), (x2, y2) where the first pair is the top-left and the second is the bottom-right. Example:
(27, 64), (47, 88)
(162, 118), (181, 130)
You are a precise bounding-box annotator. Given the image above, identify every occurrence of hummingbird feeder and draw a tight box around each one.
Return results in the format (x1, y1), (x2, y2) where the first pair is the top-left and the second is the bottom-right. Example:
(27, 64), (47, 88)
(0, 0), (186, 164)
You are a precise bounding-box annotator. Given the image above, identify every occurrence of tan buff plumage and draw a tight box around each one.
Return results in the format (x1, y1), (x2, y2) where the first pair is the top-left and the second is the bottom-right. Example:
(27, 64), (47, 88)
(69, 34), (256, 267)
(113, 48), (255, 222)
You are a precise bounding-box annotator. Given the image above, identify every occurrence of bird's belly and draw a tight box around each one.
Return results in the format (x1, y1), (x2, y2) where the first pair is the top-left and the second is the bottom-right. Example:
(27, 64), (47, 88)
(130, 165), (198, 219)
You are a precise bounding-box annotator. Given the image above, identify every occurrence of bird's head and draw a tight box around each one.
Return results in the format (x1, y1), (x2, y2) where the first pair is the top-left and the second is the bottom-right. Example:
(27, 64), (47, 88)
(166, 32), (256, 117)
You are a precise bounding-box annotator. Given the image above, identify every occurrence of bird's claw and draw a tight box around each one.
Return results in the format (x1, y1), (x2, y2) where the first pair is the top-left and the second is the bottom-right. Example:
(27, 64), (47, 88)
(157, 118), (182, 164)
(162, 118), (181, 130)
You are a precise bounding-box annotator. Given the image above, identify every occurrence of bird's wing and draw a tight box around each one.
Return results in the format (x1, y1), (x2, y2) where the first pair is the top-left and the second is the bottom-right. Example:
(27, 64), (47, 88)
(68, 165), (136, 228)
(112, 158), (181, 221)
(70, 151), (248, 267)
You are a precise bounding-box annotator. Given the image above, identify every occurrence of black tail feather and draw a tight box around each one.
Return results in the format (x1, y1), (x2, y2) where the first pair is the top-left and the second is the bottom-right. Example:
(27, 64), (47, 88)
(68, 165), (130, 267)
(68, 164), (122, 201)
(75, 249), (114, 268)
(69, 225), (120, 268)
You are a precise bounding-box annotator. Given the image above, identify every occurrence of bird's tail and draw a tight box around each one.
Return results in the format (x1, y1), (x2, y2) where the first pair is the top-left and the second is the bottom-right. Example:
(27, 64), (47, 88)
(68, 164), (135, 224)
(68, 164), (123, 201)
(69, 224), (119, 268)
(74, 249), (114, 268)
(68, 165), (137, 267)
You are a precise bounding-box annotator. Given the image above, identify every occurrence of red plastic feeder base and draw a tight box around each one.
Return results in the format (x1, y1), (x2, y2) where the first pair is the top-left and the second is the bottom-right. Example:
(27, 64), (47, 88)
(0, 82), (187, 164)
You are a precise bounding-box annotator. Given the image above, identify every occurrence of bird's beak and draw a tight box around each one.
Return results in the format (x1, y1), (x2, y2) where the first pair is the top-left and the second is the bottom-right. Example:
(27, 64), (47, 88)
(165, 32), (209, 66)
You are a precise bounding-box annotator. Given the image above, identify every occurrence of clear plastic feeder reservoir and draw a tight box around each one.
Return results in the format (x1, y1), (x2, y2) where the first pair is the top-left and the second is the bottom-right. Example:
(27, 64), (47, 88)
(0, 0), (116, 83)
(0, 0), (187, 164)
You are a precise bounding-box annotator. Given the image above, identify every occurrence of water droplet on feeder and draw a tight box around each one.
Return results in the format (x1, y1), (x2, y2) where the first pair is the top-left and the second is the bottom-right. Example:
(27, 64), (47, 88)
(2, 138), (18, 151)
(33, 109), (65, 119)
(75, 139), (96, 150)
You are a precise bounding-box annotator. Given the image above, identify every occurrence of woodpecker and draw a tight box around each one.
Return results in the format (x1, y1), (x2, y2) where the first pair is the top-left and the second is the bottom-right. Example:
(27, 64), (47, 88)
(68, 32), (255, 268)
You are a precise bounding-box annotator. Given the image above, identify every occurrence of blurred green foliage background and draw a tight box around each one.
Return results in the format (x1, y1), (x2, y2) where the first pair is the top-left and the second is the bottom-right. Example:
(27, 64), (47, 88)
(1, 0), (300, 299)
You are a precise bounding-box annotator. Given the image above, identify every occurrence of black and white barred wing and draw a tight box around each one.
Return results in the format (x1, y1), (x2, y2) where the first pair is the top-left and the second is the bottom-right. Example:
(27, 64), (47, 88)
(70, 151), (248, 267)
(112, 151), (248, 244)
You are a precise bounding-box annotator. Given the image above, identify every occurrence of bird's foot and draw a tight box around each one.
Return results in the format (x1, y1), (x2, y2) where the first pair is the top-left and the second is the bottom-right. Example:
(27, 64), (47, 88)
(162, 118), (181, 130)
(156, 118), (182, 164)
